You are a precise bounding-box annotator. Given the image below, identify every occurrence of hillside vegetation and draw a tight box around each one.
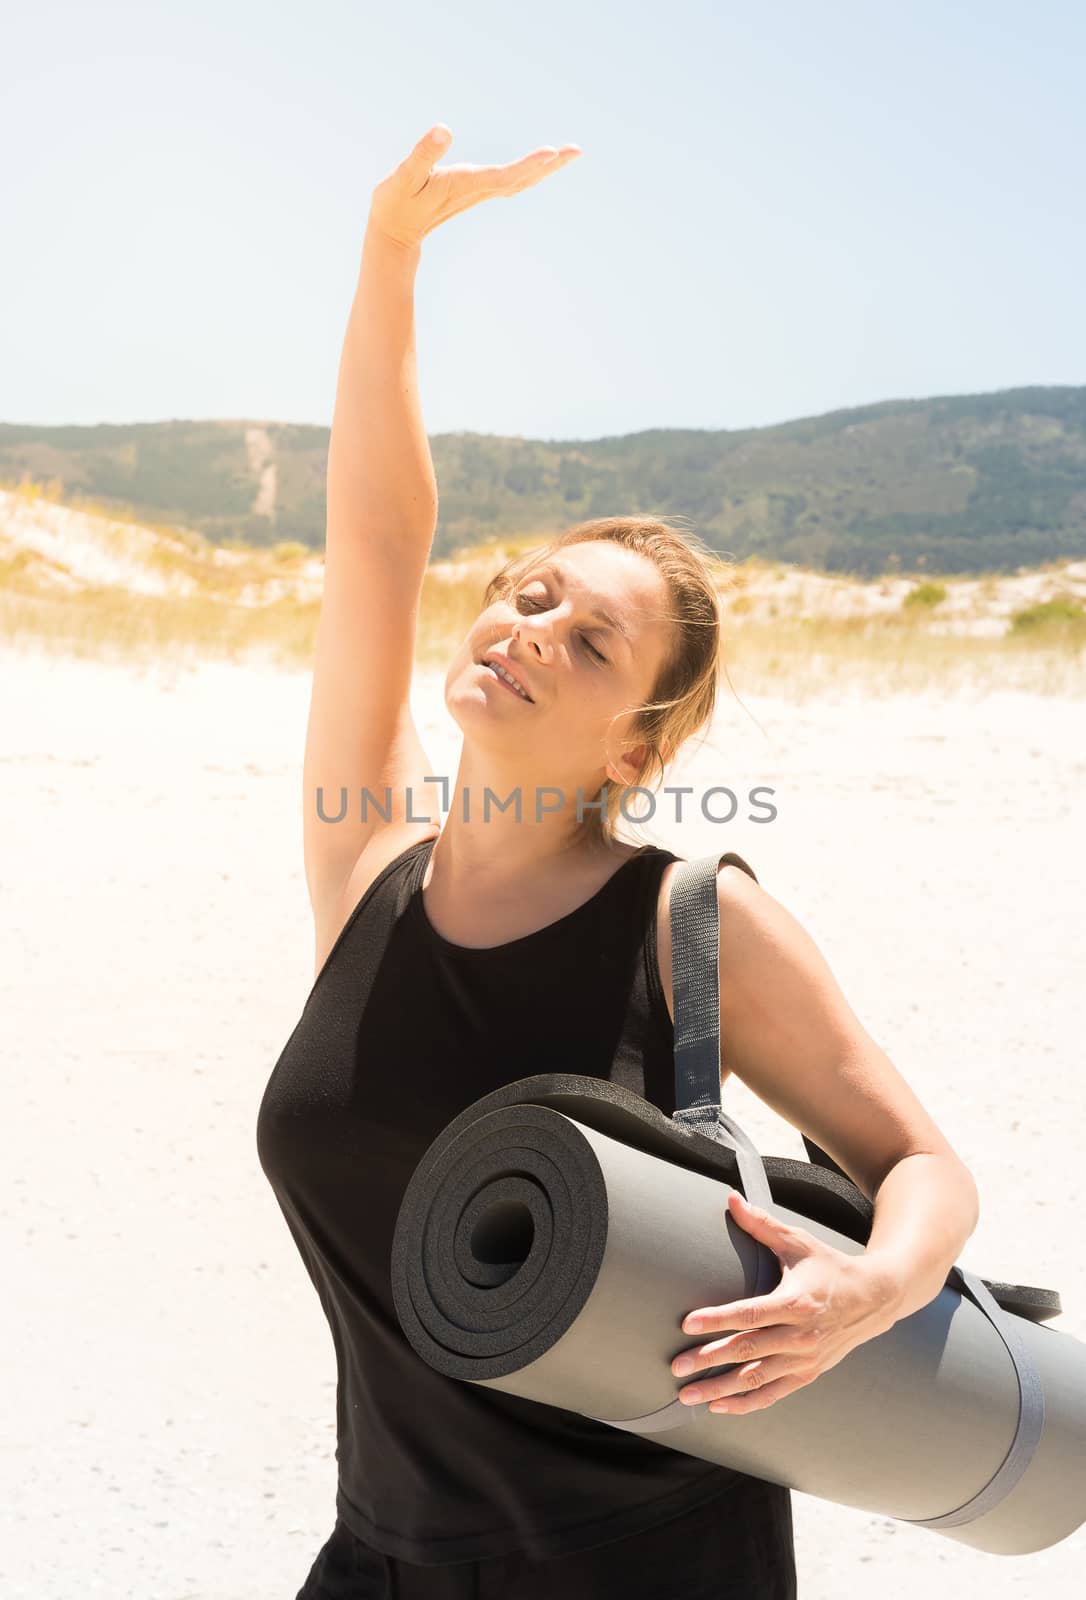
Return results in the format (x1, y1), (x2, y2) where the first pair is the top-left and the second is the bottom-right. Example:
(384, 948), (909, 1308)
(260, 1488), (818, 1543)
(3, 385), (1086, 577)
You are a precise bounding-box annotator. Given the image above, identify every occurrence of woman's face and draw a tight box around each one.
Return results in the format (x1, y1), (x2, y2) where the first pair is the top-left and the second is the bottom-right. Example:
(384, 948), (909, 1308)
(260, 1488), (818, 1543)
(445, 540), (676, 797)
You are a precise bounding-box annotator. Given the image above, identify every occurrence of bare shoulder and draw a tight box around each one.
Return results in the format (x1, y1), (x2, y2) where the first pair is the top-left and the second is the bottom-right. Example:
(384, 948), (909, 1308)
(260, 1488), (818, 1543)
(312, 819), (442, 981)
(656, 852), (966, 1197)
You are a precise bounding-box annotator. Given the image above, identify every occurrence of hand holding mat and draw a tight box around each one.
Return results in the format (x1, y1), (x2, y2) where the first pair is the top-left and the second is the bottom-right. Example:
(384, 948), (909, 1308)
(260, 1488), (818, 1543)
(671, 1189), (901, 1416)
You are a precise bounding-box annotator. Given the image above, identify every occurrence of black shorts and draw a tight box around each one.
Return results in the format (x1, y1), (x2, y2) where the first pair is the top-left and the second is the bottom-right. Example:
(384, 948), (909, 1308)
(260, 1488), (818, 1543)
(295, 1476), (796, 1600)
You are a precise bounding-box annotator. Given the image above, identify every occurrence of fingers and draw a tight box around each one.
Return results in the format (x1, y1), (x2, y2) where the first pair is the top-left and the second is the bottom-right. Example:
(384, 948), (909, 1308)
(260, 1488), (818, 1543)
(685, 1298), (788, 1334)
(685, 1281), (820, 1335)
(678, 1353), (790, 1405)
(460, 143), (581, 199)
(678, 1342), (818, 1410)
(397, 124), (453, 195)
(672, 1320), (817, 1379)
(504, 144), (582, 192)
(707, 1372), (810, 1414)
(728, 1192), (799, 1239)
(377, 131), (581, 242)
(397, 130), (580, 201)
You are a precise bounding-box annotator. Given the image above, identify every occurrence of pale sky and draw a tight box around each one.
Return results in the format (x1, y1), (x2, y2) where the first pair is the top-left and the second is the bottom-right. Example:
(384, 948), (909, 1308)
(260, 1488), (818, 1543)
(3, 0), (1084, 439)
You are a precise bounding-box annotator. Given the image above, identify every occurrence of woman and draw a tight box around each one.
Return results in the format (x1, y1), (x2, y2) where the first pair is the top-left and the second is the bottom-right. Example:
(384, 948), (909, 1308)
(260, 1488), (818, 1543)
(257, 125), (981, 1599)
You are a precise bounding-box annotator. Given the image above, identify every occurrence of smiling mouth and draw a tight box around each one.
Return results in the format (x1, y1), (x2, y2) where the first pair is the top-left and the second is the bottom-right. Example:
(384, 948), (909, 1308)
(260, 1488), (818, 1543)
(481, 660), (534, 701)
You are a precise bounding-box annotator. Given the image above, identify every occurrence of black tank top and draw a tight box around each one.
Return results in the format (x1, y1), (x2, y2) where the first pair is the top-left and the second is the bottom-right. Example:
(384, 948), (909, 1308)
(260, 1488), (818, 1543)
(256, 835), (752, 1566)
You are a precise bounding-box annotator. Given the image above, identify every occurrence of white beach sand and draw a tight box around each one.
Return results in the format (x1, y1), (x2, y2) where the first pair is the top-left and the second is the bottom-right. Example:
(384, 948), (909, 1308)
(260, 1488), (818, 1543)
(3, 640), (1083, 1598)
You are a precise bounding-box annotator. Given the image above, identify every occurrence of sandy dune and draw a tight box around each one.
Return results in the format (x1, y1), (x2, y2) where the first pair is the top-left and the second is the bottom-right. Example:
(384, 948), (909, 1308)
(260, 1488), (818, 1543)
(5, 485), (1086, 636)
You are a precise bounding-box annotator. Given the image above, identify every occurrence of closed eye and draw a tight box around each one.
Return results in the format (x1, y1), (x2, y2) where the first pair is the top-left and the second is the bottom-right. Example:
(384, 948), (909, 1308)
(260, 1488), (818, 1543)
(515, 592), (608, 663)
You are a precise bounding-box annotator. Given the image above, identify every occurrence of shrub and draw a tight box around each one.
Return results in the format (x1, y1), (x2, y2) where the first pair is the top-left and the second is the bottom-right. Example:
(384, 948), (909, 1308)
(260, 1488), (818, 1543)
(1009, 594), (1086, 633)
(272, 540), (311, 564)
(903, 580), (948, 609)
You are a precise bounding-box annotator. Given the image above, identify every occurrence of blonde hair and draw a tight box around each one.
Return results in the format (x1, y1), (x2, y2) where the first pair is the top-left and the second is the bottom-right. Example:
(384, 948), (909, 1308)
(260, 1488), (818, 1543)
(481, 515), (732, 846)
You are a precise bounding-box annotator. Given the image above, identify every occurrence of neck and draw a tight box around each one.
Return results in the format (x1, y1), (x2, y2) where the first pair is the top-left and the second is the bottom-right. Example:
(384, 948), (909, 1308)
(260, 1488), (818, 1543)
(427, 746), (619, 888)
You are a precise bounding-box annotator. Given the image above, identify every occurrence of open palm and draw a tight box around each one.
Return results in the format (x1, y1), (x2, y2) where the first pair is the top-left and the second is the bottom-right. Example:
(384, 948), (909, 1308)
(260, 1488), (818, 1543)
(368, 124), (582, 248)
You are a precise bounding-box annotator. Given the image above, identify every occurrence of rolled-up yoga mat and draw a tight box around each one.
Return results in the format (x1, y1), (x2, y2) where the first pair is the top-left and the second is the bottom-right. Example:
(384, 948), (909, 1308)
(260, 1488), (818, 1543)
(390, 852), (1085, 1556)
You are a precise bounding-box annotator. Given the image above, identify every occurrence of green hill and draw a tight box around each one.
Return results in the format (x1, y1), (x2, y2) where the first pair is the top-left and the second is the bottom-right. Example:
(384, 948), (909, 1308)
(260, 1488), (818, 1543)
(3, 384), (1086, 576)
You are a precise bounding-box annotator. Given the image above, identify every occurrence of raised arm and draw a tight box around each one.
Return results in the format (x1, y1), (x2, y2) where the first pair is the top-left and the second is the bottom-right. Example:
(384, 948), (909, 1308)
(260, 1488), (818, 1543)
(301, 214), (437, 930)
(302, 126), (581, 955)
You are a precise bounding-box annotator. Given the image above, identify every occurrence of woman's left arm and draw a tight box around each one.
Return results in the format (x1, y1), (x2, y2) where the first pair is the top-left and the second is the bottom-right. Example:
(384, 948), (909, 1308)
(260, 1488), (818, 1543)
(669, 864), (980, 1414)
(863, 1149), (980, 1318)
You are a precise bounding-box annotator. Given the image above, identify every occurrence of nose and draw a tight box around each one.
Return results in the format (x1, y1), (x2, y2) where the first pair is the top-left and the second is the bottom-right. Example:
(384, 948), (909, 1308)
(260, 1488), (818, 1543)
(511, 615), (554, 660)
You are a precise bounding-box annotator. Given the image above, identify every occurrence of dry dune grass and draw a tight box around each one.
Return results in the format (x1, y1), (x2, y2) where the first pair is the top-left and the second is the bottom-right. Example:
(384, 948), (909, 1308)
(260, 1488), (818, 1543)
(2, 479), (1085, 696)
